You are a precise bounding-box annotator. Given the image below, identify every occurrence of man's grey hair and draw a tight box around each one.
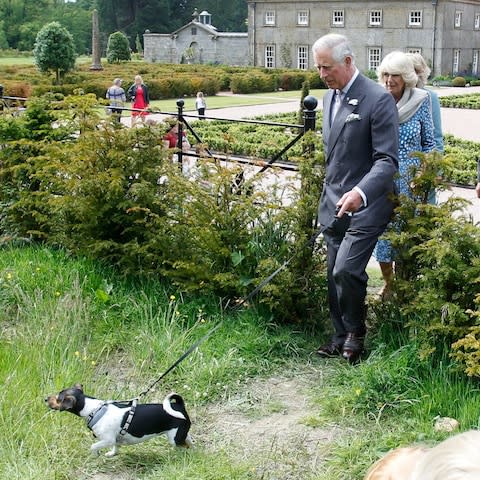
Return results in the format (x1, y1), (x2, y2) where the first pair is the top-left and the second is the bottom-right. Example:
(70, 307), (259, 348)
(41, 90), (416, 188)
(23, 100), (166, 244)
(312, 33), (355, 64)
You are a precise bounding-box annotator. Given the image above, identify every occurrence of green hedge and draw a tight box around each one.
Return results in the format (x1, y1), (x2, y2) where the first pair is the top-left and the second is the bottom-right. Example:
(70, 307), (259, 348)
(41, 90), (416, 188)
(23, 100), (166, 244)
(0, 61), (326, 100)
(439, 93), (480, 109)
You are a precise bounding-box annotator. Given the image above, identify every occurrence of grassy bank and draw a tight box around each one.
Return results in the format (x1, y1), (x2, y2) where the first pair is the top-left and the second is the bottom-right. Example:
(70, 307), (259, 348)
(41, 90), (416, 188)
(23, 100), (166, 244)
(0, 246), (315, 479)
(1, 246), (479, 479)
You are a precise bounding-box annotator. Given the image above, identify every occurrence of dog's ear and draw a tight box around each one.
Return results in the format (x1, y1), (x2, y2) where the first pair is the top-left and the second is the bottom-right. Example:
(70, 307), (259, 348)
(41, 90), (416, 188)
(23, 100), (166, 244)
(74, 383), (84, 391)
(60, 395), (76, 411)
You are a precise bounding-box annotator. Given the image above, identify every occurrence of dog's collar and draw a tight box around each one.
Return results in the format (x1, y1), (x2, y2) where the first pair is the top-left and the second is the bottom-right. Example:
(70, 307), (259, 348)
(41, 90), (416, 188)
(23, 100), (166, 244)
(86, 402), (109, 430)
(119, 399), (137, 437)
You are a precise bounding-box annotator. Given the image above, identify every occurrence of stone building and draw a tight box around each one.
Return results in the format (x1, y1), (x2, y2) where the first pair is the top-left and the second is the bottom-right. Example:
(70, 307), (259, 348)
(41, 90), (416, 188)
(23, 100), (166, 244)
(143, 10), (248, 65)
(247, 0), (480, 77)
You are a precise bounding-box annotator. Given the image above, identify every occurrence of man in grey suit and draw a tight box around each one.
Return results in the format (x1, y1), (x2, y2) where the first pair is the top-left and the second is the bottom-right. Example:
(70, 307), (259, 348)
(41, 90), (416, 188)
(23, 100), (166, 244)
(313, 34), (399, 363)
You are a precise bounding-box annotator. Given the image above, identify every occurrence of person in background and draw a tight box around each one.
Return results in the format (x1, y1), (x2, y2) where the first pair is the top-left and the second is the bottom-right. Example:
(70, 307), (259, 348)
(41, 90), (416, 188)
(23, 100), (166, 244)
(195, 91), (206, 118)
(407, 52), (444, 153)
(312, 33), (399, 364)
(373, 51), (435, 299)
(105, 78), (126, 122)
(127, 75), (150, 126)
(163, 119), (190, 151)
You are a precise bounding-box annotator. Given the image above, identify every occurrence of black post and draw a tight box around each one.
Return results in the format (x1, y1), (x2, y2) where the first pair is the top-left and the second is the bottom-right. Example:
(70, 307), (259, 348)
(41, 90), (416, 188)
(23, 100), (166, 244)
(176, 99), (185, 168)
(303, 95), (318, 132)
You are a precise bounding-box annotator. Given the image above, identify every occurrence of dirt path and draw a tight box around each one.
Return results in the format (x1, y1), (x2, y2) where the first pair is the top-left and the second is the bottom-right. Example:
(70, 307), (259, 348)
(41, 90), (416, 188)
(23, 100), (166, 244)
(87, 362), (340, 480)
(194, 363), (339, 479)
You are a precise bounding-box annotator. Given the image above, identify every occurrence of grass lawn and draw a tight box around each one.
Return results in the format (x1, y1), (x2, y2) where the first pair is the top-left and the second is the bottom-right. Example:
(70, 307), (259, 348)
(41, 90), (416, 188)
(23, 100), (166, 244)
(1, 246), (479, 480)
(0, 56), (34, 65)
(146, 89), (326, 114)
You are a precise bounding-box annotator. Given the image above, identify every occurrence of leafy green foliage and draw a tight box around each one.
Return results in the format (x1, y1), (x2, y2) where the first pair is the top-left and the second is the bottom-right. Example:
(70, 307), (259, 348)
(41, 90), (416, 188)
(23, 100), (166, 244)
(0, 98), (328, 322)
(440, 93), (480, 109)
(443, 134), (479, 186)
(106, 31), (131, 64)
(375, 151), (480, 374)
(33, 22), (76, 84)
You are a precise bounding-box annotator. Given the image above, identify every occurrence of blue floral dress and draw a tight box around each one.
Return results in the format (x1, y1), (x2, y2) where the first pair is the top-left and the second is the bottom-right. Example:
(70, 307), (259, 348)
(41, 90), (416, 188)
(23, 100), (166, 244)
(373, 96), (435, 263)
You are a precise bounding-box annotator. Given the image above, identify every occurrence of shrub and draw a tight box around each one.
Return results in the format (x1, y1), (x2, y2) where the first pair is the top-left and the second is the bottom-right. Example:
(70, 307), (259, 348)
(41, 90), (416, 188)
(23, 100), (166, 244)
(278, 71), (308, 91)
(378, 151), (480, 374)
(4, 82), (31, 98)
(106, 31), (131, 63)
(0, 100), (328, 322)
(451, 76), (466, 87)
(33, 22), (76, 85)
(443, 134), (479, 185)
(230, 73), (277, 93)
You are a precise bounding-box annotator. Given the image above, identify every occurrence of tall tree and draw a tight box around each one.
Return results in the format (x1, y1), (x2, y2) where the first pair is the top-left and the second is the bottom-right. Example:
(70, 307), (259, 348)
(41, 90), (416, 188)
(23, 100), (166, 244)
(98, 0), (174, 50)
(33, 21), (76, 84)
(0, 0), (93, 52)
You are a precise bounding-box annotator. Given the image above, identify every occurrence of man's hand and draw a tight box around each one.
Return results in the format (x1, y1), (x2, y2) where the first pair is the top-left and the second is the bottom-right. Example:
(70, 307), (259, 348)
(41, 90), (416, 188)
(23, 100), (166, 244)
(336, 190), (363, 217)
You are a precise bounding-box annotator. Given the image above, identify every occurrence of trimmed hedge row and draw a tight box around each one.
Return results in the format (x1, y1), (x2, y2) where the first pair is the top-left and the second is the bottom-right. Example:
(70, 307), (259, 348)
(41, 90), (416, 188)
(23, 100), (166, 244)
(439, 93), (480, 109)
(0, 61), (325, 100)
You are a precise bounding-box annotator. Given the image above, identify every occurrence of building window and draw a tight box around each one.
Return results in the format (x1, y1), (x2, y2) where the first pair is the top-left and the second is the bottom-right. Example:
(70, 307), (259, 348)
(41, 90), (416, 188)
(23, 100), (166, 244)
(455, 11), (463, 28)
(265, 11), (276, 26)
(474, 13), (480, 29)
(369, 10), (382, 27)
(409, 10), (423, 27)
(332, 10), (344, 27)
(191, 27), (197, 35)
(473, 50), (479, 75)
(368, 47), (382, 71)
(297, 45), (308, 70)
(453, 49), (461, 74)
(265, 45), (275, 68)
(297, 10), (309, 26)
(406, 47), (422, 54)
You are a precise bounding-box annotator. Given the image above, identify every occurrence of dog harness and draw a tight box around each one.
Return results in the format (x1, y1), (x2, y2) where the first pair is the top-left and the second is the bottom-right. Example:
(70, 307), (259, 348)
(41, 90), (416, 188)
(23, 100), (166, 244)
(119, 399), (137, 436)
(86, 399), (138, 437)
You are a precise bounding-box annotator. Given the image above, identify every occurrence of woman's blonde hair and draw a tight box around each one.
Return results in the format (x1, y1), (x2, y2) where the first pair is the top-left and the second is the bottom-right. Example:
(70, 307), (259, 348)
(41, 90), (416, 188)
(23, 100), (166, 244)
(407, 52), (431, 88)
(377, 51), (418, 89)
(134, 75), (143, 84)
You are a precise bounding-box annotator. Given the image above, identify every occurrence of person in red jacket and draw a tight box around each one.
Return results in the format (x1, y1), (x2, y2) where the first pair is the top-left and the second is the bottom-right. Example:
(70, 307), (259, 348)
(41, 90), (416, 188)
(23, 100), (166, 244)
(127, 75), (150, 126)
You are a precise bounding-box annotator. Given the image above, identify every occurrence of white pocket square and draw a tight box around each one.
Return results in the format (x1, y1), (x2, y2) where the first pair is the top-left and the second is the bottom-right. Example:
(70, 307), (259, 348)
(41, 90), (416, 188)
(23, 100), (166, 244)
(345, 113), (362, 123)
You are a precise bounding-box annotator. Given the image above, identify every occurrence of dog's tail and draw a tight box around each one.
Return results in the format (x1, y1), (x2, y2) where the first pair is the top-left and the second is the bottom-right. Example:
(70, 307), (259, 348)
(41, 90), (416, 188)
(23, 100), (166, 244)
(163, 393), (187, 420)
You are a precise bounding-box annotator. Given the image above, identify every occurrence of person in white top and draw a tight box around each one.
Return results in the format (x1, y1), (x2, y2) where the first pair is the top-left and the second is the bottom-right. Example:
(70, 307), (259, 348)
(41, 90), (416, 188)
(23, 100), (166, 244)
(195, 91), (206, 118)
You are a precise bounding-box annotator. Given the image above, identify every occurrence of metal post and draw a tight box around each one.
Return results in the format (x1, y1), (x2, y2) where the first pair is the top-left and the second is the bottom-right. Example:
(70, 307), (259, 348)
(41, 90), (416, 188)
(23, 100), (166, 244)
(176, 99), (184, 167)
(303, 95), (318, 132)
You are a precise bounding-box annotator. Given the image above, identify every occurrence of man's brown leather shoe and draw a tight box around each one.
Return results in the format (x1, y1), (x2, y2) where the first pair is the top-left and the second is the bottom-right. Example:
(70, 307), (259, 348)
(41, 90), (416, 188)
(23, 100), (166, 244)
(341, 333), (364, 364)
(316, 341), (343, 358)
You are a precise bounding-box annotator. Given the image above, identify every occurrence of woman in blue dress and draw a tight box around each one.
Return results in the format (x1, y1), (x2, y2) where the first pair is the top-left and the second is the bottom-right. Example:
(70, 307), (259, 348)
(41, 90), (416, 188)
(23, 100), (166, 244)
(374, 51), (436, 298)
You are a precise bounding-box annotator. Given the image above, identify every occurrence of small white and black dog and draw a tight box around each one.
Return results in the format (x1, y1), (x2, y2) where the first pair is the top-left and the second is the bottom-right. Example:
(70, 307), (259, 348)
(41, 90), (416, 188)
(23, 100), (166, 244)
(46, 384), (192, 457)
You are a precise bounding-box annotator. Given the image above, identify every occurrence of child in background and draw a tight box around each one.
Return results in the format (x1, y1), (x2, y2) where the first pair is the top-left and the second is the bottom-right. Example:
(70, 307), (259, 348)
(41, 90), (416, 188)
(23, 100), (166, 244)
(195, 91), (206, 118)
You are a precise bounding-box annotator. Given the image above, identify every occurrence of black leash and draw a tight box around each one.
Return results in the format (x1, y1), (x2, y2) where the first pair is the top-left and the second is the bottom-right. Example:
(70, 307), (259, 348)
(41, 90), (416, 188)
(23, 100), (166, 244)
(136, 226), (323, 399)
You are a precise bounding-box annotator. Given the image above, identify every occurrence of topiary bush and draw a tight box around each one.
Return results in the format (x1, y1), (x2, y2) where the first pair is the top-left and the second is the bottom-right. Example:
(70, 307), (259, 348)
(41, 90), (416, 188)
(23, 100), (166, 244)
(451, 76), (466, 87)
(106, 31), (131, 63)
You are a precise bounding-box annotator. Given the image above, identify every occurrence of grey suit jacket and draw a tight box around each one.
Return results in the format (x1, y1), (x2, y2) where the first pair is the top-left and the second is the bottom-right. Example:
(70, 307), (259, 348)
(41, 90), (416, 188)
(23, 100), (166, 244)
(319, 74), (399, 229)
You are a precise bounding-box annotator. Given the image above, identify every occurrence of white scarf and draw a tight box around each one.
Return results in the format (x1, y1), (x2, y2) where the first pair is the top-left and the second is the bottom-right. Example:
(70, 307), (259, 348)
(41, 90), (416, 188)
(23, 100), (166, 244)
(396, 87), (428, 124)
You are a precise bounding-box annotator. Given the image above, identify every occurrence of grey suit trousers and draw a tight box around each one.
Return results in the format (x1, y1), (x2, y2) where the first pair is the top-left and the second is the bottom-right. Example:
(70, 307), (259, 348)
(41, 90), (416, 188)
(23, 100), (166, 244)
(323, 219), (387, 342)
